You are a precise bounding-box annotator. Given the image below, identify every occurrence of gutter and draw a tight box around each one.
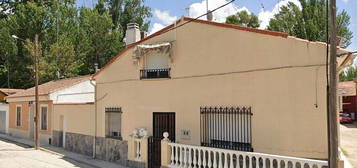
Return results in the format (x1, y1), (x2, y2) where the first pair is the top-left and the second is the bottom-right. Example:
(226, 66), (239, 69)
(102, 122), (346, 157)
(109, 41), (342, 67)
(89, 78), (97, 159)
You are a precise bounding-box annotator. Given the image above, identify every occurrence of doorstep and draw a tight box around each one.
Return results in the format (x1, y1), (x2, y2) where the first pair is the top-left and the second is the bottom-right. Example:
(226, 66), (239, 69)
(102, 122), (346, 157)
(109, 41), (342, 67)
(0, 133), (127, 168)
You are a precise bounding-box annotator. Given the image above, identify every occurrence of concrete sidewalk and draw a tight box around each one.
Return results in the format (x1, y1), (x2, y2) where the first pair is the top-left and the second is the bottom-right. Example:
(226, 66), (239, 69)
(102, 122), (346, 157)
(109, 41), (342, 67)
(0, 133), (127, 168)
(340, 122), (357, 168)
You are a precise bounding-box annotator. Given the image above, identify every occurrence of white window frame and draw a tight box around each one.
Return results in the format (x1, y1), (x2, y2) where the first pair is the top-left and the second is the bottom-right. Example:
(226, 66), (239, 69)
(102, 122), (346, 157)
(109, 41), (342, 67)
(15, 104), (22, 127)
(40, 104), (48, 131)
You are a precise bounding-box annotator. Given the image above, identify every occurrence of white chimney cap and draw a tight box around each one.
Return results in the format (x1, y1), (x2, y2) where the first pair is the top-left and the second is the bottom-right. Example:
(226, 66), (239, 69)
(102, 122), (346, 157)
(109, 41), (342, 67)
(127, 23), (139, 29)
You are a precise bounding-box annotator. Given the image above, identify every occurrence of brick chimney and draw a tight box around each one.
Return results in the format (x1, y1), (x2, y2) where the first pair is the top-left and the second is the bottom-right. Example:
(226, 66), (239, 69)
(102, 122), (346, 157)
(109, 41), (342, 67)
(125, 23), (141, 46)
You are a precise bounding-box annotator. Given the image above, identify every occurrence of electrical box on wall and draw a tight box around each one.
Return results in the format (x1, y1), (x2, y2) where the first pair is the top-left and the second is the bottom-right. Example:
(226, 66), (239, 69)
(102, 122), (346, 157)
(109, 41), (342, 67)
(180, 129), (191, 140)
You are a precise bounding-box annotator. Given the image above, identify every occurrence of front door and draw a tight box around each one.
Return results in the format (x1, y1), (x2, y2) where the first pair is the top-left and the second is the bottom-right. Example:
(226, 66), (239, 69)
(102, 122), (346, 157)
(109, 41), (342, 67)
(148, 112), (175, 168)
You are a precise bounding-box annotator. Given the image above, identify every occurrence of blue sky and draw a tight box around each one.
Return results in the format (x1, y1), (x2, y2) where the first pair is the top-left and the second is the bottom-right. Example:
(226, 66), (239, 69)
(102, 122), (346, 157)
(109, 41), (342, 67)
(77, 0), (357, 51)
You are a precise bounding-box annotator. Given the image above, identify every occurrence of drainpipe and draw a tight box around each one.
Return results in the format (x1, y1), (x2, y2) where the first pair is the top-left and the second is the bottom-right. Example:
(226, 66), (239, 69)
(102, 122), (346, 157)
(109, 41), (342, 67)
(89, 78), (97, 159)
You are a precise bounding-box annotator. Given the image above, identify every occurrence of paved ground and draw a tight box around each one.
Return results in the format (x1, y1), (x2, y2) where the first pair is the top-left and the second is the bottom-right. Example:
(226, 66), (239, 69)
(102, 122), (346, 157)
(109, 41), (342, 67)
(340, 122), (357, 168)
(0, 138), (95, 168)
(0, 134), (127, 168)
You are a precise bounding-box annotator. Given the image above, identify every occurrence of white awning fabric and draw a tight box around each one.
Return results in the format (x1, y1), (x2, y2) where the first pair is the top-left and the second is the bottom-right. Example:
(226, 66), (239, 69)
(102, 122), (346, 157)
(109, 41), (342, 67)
(137, 42), (171, 49)
(134, 42), (173, 58)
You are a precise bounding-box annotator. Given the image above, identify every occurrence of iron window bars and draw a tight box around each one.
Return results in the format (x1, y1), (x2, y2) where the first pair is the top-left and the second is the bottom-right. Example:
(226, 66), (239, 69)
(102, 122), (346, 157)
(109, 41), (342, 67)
(140, 68), (171, 79)
(105, 107), (122, 140)
(200, 106), (253, 152)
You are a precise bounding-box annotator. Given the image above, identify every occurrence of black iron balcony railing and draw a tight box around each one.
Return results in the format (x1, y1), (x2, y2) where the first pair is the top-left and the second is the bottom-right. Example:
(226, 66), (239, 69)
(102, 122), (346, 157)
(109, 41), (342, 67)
(140, 68), (171, 79)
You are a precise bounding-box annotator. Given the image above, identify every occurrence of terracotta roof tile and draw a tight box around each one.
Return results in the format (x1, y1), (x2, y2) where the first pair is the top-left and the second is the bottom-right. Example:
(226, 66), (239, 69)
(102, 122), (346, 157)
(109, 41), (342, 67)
(0, 89), (24, 96)
(7, 75), (91, 98)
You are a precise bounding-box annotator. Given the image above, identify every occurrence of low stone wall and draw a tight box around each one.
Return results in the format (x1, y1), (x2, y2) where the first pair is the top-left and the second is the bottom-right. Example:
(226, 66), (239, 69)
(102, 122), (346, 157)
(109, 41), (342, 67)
(65, 132), (93, 156)
(95, 137), (128, 165)
(52, 131), (131, 167)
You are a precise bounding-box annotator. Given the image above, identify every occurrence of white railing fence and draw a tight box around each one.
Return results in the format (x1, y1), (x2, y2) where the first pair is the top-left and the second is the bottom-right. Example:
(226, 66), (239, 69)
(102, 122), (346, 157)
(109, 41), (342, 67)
(134, 138), (142, 161)
(168, 143), (328, 168)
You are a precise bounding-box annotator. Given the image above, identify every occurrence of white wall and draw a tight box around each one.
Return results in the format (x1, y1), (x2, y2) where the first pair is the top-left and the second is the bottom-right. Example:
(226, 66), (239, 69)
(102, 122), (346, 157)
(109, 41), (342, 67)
(0, 103), (9, 134)
(50, 80), (95, 104)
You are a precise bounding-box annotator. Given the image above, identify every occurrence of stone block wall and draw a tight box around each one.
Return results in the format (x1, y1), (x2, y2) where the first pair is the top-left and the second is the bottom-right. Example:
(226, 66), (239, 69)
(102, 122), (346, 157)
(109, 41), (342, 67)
(65, 132), (93, 156)
(95, 137), (128, 165)
(52, 131), (131, 167)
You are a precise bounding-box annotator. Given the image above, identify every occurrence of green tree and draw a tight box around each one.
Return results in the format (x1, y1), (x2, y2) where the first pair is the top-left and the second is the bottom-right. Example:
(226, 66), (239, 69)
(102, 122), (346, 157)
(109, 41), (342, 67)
(225, 10), (260, 28)
(106, 0), (151, 32)
(3, 2), (48, 88)
(340, 66), (357, 82)
(267, 0), (353, 48)
(0, 19), (17, 88)
(45, 37), (80, 80)
(0, 0), (151, 88)
(77, 7), (123, 75)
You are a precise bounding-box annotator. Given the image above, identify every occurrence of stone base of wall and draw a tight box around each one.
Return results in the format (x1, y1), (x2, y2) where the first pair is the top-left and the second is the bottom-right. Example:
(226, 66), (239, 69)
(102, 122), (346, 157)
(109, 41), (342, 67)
(95, 137), (128, 165)
(52, 131), (93, 156)
(65, 132), (93, 156)
(52, 131), (129, 167)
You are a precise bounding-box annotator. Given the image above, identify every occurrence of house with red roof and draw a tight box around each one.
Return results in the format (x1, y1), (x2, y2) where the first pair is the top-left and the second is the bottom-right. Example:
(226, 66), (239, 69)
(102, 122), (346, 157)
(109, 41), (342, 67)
(87, 17), (355, 167)
(5, 76), (94, 146)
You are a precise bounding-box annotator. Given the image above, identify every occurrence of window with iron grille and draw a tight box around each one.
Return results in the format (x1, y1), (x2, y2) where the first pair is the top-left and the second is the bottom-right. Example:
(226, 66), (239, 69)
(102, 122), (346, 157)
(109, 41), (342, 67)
(140, 53), (170, 79)
(41, 106), (48, 130)
(105, 107), (122, 139)
(200, 106), (253, 152)
(16, 105), (22, 126)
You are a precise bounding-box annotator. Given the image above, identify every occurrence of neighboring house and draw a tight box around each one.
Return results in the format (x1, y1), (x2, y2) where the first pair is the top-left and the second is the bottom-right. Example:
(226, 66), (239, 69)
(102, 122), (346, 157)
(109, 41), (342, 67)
(0, 89), (24, 134)
(89, 17), (354, 168)
(338, 81), (357, 120)
(6, 76), (94, 145)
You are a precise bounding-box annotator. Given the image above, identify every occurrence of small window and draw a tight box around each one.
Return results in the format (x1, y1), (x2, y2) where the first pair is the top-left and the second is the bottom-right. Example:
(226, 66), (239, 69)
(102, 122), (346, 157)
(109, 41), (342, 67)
(105, 107), (122, 139)
(41, 106), (48, 130)
(140, 53), (171, 79)
(16, 105), (22, 126)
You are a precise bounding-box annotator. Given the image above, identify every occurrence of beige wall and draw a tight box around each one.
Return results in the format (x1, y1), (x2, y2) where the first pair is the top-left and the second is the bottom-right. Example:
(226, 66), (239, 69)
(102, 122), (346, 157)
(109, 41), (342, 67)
(53, 104), (94, 136)
(9, 102), (30, 131)
(9, 101), (53, 139)
(95, 21), (329, 159)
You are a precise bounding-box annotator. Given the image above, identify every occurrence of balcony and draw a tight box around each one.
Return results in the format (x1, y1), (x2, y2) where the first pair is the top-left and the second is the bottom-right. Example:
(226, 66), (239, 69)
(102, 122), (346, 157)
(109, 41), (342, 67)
(140, 68), (171, 79)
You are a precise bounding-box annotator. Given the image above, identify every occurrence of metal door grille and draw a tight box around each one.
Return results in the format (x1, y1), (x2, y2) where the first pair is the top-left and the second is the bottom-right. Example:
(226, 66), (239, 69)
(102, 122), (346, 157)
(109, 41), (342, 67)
(200, 106), (253, 152)
(148, 112), (175, 168)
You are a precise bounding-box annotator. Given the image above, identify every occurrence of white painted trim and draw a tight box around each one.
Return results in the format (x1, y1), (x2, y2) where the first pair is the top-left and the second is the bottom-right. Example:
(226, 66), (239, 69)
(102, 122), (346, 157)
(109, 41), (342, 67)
(15, 104), (22, 127)
(167, 142), (328, 168)
(40, 104), (48, 131)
